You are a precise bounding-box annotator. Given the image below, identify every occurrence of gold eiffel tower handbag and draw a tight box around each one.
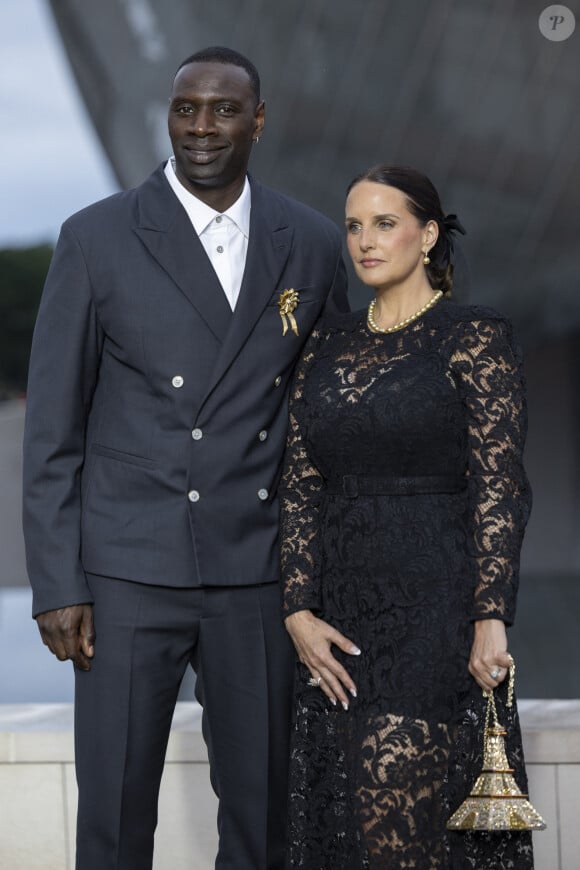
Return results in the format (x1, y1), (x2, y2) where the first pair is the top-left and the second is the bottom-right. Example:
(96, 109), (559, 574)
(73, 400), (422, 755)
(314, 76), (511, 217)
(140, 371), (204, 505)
(447, 659), (546, 831)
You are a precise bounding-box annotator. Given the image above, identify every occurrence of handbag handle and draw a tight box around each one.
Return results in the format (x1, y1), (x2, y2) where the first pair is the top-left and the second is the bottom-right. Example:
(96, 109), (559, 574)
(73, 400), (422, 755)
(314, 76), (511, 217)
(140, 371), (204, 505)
(483, 654), (514, 734)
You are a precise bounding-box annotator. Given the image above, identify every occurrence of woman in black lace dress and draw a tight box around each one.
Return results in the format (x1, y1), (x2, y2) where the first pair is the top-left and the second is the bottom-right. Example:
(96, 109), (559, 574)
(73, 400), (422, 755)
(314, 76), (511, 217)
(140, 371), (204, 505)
(280, 166), (534, 869)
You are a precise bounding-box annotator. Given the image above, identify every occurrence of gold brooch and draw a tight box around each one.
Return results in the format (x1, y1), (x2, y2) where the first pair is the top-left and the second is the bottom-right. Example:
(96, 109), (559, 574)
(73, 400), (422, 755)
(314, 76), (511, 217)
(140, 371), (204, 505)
(277, 288), (299, 336)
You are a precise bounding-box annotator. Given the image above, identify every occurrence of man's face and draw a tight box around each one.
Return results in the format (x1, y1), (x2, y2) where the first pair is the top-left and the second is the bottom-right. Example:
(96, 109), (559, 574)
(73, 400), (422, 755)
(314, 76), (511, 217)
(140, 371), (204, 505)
(168, 61), (264, 206)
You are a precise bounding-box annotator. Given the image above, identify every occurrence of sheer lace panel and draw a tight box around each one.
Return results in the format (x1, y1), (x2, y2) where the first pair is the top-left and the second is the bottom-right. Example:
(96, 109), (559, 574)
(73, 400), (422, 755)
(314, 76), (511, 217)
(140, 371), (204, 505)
(280, 328), (326, 616)
(448, 317), (531, 623)
(357, 715), (451, 868)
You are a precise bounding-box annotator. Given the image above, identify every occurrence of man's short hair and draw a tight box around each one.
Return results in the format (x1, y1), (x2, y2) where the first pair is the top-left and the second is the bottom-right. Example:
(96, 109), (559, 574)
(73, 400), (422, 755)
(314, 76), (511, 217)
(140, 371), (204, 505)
(175, 46), (261, 103)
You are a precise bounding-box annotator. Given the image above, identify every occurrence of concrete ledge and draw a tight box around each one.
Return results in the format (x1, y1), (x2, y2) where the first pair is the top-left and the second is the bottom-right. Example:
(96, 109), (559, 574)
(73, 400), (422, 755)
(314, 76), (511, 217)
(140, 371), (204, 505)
(3, 699), (580, 760)
(519, 699), (580, 763)
(1, 700), (579, 869)
(0, 702), (209, 763)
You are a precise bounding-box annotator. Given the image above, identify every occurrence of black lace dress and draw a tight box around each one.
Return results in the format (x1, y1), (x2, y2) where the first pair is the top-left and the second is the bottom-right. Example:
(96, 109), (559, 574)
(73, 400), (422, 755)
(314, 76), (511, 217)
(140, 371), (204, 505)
(280, 299), (534, 869)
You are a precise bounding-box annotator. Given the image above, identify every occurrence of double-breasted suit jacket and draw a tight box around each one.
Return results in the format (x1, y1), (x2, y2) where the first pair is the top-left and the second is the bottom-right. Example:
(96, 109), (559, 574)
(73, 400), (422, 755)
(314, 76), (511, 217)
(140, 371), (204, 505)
(23, 165), (348, 616)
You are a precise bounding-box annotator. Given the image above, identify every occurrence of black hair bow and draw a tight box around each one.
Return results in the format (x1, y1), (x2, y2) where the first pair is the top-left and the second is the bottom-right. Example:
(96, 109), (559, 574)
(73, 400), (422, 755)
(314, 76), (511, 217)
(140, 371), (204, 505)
(443, 213), (466, 236)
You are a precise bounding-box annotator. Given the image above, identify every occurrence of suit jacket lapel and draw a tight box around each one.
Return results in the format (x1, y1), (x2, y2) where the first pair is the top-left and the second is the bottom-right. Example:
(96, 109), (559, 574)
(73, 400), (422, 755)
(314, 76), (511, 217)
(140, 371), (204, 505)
(133, 165), (232, 342)
(200, 178), (293, 402)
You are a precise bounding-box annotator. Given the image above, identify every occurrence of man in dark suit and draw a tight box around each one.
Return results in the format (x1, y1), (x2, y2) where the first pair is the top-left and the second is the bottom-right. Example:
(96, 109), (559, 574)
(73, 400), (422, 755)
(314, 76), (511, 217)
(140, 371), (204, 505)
(23, 46), (348, 870)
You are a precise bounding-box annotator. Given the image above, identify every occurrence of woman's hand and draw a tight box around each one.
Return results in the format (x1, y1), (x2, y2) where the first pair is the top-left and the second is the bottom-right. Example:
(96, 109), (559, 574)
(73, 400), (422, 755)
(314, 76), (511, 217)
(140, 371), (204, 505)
(284, 609), (360, 710)
(469, 618), (512, 692)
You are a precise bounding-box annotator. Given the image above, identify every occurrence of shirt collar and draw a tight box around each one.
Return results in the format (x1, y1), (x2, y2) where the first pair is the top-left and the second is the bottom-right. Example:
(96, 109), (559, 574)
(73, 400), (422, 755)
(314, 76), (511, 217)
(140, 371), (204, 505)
(164, 158), (251, 238)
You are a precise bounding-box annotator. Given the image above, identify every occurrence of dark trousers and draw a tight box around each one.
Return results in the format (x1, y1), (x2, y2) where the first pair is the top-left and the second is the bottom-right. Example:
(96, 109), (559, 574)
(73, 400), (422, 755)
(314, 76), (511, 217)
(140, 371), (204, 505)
(74, 574), (295, 870)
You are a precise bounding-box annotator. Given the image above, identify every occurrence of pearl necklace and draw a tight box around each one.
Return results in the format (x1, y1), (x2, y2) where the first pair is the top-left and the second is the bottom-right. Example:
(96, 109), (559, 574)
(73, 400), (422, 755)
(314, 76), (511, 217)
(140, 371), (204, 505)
(367, 290), (443, 334)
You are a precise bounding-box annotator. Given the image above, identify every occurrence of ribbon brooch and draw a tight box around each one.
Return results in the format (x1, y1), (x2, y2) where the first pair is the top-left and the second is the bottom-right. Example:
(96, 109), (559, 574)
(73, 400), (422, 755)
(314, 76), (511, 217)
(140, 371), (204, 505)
(277, 289), (300, 336)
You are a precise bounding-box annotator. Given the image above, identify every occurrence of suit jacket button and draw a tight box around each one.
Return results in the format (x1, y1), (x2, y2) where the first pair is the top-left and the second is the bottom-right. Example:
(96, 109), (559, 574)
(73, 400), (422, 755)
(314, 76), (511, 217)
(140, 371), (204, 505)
(172, 375), (184, 388)
(258, 430), (268, 442)
(191, 428), (203, 440)
(258, 488), (269, 501)
(188, 490), (200, 502)
(274, 376), (282, 387)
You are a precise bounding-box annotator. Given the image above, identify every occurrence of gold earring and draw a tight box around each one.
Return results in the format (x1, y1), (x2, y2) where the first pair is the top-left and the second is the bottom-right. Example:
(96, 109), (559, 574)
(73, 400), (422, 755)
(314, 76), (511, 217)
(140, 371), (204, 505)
(423, 252), (431, 265)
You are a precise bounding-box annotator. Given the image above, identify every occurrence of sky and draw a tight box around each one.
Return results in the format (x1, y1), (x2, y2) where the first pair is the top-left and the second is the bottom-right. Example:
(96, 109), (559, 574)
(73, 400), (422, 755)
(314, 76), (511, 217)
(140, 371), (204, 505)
(0, 0), (118, 248)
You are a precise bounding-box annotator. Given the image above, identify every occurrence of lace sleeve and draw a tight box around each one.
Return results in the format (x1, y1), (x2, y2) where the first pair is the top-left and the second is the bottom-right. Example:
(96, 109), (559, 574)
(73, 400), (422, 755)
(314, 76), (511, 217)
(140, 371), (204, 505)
(451, 316), (531, 625)
(280, 329), (325, 617)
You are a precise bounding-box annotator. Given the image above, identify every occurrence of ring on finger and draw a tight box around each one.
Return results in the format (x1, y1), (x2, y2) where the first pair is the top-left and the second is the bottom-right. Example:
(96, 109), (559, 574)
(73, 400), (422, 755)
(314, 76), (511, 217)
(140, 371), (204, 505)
(489, 667), (501, 680)
(307, 675), (322, 688)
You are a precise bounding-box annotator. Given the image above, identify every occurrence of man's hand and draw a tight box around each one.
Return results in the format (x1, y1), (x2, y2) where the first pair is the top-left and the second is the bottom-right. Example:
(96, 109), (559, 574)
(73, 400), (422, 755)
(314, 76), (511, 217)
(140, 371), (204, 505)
(35, 604), (95, 671)
(284, 609), (360, 710)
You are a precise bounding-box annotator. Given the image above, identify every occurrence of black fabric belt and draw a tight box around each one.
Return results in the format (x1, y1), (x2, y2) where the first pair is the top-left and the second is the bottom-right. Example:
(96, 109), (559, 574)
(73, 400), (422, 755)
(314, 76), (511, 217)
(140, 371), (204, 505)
(324, 474), (467, 498)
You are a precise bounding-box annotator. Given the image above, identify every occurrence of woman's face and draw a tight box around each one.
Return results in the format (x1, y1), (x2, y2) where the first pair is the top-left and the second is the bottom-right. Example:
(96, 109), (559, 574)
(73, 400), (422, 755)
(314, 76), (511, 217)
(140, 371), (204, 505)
(345, 181), (437, 291)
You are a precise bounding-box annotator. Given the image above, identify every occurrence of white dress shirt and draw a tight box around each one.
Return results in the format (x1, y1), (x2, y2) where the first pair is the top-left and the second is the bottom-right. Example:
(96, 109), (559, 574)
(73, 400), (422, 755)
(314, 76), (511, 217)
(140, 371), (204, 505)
(164, 158), (251, 310)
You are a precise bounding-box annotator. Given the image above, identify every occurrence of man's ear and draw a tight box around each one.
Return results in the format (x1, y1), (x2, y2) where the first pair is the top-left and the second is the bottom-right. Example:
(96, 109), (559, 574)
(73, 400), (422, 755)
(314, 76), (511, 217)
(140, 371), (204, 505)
(254, 100), (266, 139)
